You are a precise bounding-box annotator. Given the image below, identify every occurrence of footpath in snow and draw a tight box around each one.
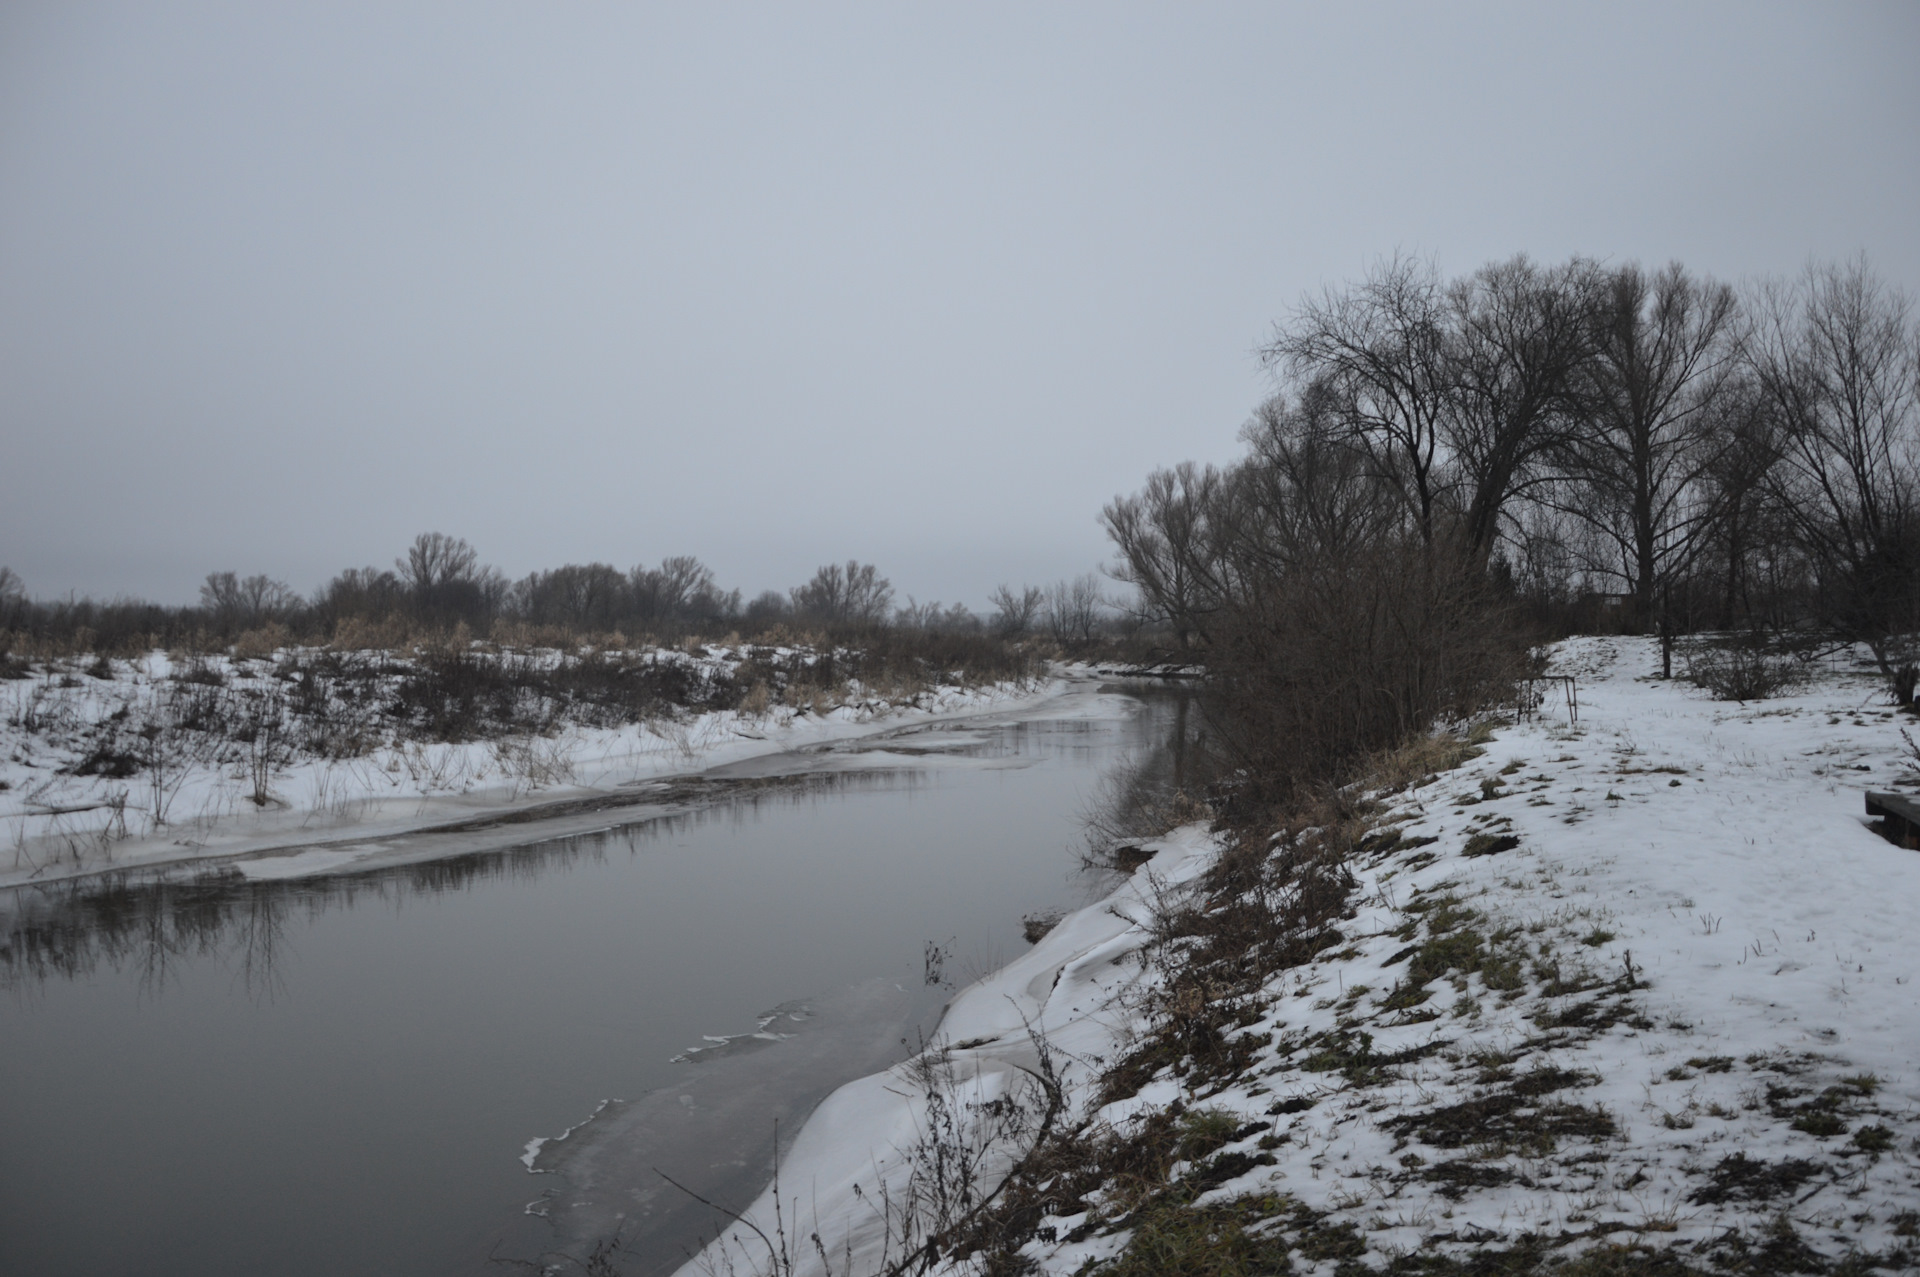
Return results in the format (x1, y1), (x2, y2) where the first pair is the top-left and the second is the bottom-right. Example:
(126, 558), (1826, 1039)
(682, 636), (1920, 1276)
(0, 643), (1060, 889)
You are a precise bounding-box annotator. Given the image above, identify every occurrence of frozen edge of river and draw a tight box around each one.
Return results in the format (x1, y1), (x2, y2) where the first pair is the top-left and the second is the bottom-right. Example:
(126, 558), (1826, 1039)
(0, 675), (1070, 892)
(675, 821), (1224, 1277)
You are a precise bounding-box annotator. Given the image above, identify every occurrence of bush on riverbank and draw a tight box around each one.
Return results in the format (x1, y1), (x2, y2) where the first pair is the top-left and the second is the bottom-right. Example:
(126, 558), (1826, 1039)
(1106, 395), (1527, 822)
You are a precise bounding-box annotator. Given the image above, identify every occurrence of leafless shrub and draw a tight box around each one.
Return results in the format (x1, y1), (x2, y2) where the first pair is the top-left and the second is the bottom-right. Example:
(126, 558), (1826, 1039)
(490, 733), (577, 794)
(138, 716), (206, 828)
(1683, 640), (1808, 701)
(237, 687), (290, 806)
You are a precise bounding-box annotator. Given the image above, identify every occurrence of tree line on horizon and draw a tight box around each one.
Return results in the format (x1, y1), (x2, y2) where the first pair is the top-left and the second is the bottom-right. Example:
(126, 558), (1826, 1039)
(0, 540), (1117, 653)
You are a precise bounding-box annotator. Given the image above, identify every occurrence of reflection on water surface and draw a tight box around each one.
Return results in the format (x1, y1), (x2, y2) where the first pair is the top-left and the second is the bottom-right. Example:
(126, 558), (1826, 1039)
(0, 682), (1193, 1277)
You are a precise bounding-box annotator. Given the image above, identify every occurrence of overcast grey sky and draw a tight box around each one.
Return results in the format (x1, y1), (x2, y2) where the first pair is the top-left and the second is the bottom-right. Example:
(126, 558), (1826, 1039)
(3, 2), (1916, 608)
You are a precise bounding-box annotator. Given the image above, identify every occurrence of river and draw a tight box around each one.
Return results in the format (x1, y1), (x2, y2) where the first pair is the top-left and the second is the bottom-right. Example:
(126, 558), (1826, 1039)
(0, 679), (1192, 1276)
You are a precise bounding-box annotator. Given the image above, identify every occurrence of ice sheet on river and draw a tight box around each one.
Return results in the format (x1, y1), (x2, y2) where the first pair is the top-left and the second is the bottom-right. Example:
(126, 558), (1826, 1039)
(507, 976), (947, 1277)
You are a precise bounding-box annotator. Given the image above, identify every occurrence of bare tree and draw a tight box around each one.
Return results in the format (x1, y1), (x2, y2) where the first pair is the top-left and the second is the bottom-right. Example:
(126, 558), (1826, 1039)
(200, 571), (297, 632)
(986, 584), (1044, 637)
(1556, 262), (1743, 628)
(630, 555), (736, 627)
(742, 589), (791, 629)
(313, 566), (405, 628)
(1101, 461), (1224, 648)
(790, 561), (894, 625)
(1443, 254), (1606, 567)
(511, 562), (629, 630)
(1693, 376), (1793, 630)
(1749, 258), (1920, 675)
(1265, 253), (1608, 573)
(1263, 253), (1455, 545)
(397, 532), (480, 593)
(893, 598), (979, 630)
(0, 565), (24, 631)
(1106, 393), (1519, 805)
(1042, 575), (1103, 644)
(395, 533), (502, 628)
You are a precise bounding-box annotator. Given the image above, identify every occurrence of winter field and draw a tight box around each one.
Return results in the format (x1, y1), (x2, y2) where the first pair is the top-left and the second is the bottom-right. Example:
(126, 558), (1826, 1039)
(683, 637), (1920, 1277)
(0, 641), (1054, 891)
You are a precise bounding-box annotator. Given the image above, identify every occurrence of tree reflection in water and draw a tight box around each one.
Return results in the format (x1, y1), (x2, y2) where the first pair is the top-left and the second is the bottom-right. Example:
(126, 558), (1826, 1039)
(1081, 680), (1210, 863)
(0, 768), (920, 1000)
(3, 688), (1204, 1003)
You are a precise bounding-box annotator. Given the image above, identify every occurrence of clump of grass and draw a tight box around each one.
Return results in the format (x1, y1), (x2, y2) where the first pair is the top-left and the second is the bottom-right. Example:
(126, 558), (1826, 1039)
(1852, 1124), (1894, 1153)
(1099, 1195), (1294, 1276)
(1386, 1085), (1614, 1158)
(1688, 1153), (1821, 1205)
(1461, 831), (1521, 857)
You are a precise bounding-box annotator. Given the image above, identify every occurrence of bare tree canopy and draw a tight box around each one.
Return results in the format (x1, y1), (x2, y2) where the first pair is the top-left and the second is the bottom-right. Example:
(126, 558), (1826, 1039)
(1749, 259), (1920, 669)
(397, 532), (481, 593)
(200, 571), (298, 630)
(790, 561), (895, 626)
(1263, 253), (1454, 547)
(1556, 262), (1743, 617)
(987, 584), (1045, 638)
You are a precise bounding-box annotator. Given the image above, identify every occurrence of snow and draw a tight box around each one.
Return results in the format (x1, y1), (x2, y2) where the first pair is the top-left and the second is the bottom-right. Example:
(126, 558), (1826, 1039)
(676, 636), (1920, 1275)
(0, 643), (1059, 889)
(523, 1099), (621, 1173)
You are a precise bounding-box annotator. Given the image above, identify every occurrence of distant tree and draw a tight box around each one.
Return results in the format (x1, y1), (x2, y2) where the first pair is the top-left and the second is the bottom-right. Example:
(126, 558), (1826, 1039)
(314, 567), (406, 627)
(395, 533), (503, 628)
(1043, 574), (1104, 644)
(200, 571), (297, 633)
(742, 589), (792, 630)
(893, 598), (980, 631)
(511, 562), (628, 630)
(397, 533), (480, 593)
(0, 566), (25, 629)
(987, 584), (1045, 637)
(790, 561), (894, 626)
(631, 556), (737, 628)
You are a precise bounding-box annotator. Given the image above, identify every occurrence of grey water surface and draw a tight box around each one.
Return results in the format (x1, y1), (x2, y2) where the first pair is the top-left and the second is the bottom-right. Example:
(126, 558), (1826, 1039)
(0, 681), (1192, 1277)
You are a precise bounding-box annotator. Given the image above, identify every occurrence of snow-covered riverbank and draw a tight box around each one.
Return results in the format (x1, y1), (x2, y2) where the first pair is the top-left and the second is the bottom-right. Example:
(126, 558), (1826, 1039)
(0, 643), (1058, 890)
(682, 637), (1920, 1276)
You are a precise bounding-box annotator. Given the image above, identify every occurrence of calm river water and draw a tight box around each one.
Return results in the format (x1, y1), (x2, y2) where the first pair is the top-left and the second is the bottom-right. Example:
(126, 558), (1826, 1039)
(0, 680), (1189, 1277)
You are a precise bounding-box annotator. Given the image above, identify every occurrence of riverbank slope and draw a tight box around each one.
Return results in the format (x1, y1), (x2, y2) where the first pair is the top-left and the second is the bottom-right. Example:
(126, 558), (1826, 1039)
(684, 636), (1920, 1276)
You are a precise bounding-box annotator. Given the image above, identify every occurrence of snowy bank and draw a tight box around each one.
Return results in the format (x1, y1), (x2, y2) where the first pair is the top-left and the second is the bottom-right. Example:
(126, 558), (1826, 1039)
(1, 643), (1059, 889)
(678, 636), (1920, 1276)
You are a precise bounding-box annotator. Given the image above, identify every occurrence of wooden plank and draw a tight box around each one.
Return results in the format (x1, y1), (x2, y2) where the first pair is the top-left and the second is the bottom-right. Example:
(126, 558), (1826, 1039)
(1865, 791), (1920, 824)
(1866, 791), (1920, 848)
